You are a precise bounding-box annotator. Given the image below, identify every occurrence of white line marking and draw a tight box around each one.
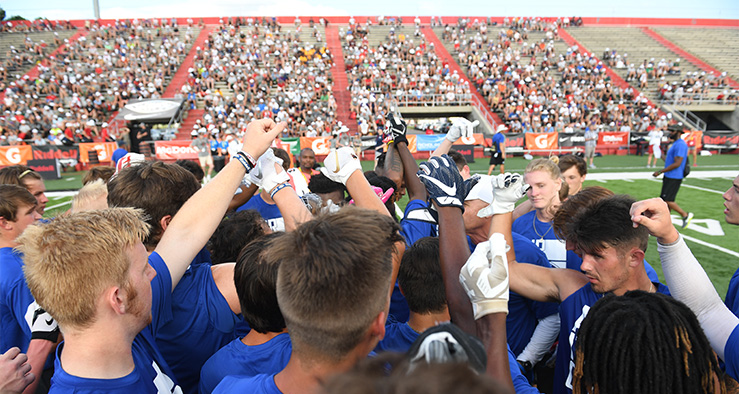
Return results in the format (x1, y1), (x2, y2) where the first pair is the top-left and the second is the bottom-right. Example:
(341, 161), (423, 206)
(680, 184), (725, 195)
(683, 234), (739, 258)
(45, 200), (71, 211)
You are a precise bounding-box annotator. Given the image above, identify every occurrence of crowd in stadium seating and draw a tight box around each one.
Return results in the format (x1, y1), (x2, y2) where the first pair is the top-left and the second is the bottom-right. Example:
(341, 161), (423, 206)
(658, 70), (735, 103)
(0, 19), (196, 145)
(443, 19), (667, 133)
(341, 21), (473, 134)
(181, 19), (337, 139)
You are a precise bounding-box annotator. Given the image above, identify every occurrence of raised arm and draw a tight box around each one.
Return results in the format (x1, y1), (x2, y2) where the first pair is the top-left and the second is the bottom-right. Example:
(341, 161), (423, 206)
(487, 174), (587, 303)
(383, 113), (406, 192)
(431, 118), (478, 157)
(418, 155), (479, 334)
(155, 119), (286, 288)
(249, 149), (312, 231)
(631, 198), (739, 361)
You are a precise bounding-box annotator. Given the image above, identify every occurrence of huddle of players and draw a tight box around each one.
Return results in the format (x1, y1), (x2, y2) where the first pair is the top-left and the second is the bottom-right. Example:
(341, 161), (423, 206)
(0, 115), (737, 394)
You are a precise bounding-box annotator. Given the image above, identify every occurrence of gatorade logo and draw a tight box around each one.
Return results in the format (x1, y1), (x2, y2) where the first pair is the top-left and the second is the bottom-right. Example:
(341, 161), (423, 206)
(94, 145), (108, 160)
(311, 138), (331, 154)
(5, 148), (21, 164)
(535, 134), (549, 149)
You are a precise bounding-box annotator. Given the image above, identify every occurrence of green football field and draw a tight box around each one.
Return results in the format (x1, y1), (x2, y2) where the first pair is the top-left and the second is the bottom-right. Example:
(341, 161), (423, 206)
(45, 153), (738, 297)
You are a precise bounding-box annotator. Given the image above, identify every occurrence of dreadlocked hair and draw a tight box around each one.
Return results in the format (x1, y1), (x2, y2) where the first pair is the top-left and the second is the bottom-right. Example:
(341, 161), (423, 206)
(573, 291), (725, 394)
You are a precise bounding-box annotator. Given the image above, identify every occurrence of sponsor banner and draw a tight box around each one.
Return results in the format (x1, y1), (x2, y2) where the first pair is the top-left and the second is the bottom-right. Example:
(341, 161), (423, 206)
(415, 135), (446, 151)
(0, 146), (33, 166)
(598, 132), (629, 146)
(682, 130), (703, 149)
(279, 137), (301, 157)
(525, 132), (558, 151)
(629, 131), (649, 143)
(558, 132), (586, 147)
(272, 139), (296, 166)
(154, 140), (199, 160)
(451, 144), (475, 163)
(31, 145), (80, 162)
(502, 132), (525, 153)
(360, 136), (377, 151)
(702, 130), (739, 149)
(303, 136), (418, 154)
(79, 142), (116, 163)
(27, 159), (61, 180)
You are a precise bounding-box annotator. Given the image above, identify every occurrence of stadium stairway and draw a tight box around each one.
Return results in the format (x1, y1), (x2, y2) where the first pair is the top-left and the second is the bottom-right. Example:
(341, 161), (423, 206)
(639, 27), (739, 89)
(558, 28), (666, 115)
(163, 27), (213, 98)
(176, 109), (204, 139)
(0, 28), (87, 103)
(324, 25), (356, 133)
(421, 26), (504, 129)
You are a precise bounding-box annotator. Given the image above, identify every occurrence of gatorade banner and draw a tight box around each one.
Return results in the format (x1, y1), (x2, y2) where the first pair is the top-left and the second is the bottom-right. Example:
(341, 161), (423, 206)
(301, 136), (418, 154)
(154, 140), (199, 160)
(598, 132), (629, 146)
(79, 142), (116, 163)
(525, 132), (558, 151)
(682, 130), (703, 149)
(0, 145), (33, 165)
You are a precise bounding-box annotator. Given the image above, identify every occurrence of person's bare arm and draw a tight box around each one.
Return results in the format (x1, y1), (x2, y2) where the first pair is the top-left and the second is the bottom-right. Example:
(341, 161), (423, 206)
(19, 340), (53, 394)
(227, 184), (258, 212)
(396, 140), (426, 202)
(476, 313), (515, 391)
(271, 182), (312, 231)
(437, 205), (476, 334)
(492, 202), (586, 303)
(431, 139), (454, 157)
(155, 120), (285, 288)
(383, 143), (403, 194)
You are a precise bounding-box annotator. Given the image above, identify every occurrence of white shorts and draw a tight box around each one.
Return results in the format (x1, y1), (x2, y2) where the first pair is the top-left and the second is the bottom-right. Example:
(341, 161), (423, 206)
(198, 155), (214, 167)
(651, 144), (661, 159)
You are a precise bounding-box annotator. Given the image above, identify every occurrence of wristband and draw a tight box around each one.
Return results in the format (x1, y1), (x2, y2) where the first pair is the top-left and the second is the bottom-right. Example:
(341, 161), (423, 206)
(232, 154), (254, 173)
(270, 182), (291, 199)
(237, 150), (257, 168)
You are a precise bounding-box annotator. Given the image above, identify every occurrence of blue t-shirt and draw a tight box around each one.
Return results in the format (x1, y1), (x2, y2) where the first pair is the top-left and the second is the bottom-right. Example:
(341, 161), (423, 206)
(111, 148), (127, 165)
(506, 234), (559, 357)
(236, 194), (285, 232)
(492, 133), (505, 152)
(155, 260), (241, 394)
(553, 283), (670, 394)
(199, 334), (292, 394)
(375, 320), (420, 353)
(213, 373), (281, 394)
(512, 210), (579, 270)
(0, 248), (56, 369)
(664, 138), (688, 179)
(49, 252), (180, 393)
(724, 325), (739, 381)
(725, 267), (739, 317)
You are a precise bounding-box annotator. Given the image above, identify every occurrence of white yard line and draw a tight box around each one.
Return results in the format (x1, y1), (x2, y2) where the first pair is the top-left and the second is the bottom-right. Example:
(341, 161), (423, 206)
(683, 234), (739, 258)
(45, 200), (72, 211)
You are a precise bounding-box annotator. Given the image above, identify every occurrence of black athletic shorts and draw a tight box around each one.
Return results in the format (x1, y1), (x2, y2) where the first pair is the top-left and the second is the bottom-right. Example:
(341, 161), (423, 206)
(660, 177), (683, 202)
(489, 152), (505, 165)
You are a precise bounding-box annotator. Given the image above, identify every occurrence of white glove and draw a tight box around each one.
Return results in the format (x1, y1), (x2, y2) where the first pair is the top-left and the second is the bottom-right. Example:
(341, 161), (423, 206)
(477, 173), (529, 218)
(250, 149), (290, 193)
(459, 233), (510, 319)
(320, 147), (362, 185)
(446, 118), (479, 142)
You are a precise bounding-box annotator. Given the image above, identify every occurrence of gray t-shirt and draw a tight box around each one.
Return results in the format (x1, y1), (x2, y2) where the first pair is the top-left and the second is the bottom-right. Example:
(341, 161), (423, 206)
(191, 137), (211, 157)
